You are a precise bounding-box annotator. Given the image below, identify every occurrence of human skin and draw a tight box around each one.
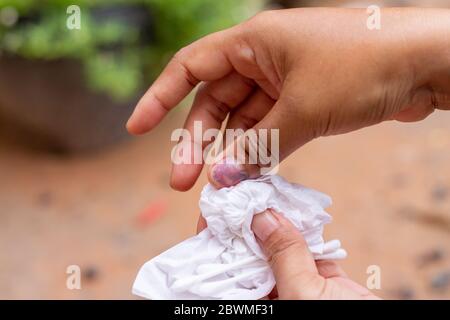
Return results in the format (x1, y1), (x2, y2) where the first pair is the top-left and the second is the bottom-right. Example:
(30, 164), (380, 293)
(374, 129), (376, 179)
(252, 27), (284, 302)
(127, 8), (449, 299)
(195, 209), (380, 300)
(127, 7), (450, 191)
(260, 210), (379, 299)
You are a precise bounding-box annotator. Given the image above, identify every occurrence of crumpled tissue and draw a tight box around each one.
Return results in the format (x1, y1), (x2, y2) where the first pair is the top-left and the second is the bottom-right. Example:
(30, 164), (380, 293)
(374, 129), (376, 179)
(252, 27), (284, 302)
(132, 175), (346, 300)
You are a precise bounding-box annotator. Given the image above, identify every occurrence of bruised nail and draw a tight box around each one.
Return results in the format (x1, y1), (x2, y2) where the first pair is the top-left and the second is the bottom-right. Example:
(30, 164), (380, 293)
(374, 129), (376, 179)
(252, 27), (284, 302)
(252, 209), (280, 242)
(210, 157), (248, 188)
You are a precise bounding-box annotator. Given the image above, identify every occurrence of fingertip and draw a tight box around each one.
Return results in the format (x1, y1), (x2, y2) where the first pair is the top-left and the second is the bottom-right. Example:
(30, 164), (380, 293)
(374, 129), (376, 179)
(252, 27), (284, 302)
(169, 174), (194, 192)
(169, 179), (193, 192)
(207, 157), (249, 189)
(125, 109), (150, 135)
(196, 215), (207, 234)
(126, 118), (143, 136)
(169, 163), (202, 192)
(206, 164), (222, 189)
(127, 92), (170, 135)
(128, 114), (161, 135)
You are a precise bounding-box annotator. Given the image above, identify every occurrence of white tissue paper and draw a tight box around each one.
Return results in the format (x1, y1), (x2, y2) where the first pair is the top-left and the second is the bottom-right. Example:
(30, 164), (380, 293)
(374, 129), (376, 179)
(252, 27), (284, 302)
(132, 175), (346, 300)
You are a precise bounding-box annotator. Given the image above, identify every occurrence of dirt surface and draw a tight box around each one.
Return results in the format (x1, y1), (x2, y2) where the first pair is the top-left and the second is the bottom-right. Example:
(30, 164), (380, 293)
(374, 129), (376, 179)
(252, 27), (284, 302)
(0, 106), (449, 299)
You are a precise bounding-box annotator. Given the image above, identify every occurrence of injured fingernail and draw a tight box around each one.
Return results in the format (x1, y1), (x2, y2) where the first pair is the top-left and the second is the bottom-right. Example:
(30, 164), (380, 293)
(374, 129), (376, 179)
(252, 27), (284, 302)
(252, 210), (280, 242)
(210, 157), (248, 188)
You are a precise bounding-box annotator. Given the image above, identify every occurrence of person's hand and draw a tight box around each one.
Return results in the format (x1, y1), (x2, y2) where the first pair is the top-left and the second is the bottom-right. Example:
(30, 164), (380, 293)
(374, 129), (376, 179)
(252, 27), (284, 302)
(127, 8), (450, 190)
(197, 209), (379, 299)
(252, 210), (379, 300)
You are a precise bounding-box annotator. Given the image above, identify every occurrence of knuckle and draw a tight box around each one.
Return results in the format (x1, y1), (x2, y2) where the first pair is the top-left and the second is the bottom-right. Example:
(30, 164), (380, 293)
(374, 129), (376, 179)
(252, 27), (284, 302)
(242, 10), (276, 33)
(231, 38), (257, 66)
(249, 10), (276, 26)
(172, 47), (199, 88)
(173, 45), (191, 61)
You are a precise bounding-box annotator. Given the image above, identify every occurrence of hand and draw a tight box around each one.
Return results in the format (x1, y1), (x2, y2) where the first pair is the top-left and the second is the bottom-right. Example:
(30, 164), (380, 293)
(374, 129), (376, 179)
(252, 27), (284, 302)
(252, 210), (379, 300)
(127, 8), (450, 190)
(197, 209), (379, 299)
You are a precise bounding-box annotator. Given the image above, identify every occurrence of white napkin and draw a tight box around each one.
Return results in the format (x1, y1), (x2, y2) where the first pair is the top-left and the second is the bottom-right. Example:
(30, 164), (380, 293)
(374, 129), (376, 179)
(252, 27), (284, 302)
(132, 175), (346, 300)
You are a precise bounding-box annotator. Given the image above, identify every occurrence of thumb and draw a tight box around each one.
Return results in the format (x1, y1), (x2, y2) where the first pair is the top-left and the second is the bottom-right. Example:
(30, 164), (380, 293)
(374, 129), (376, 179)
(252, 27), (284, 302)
(207, 156), (260, 189)
(252, 209), (325, 300)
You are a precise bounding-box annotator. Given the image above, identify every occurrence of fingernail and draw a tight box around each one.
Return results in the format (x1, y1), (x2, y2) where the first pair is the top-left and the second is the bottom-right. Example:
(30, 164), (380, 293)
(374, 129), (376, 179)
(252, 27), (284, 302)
(252, 210), (280, 242)
(210, 157), (248, 187)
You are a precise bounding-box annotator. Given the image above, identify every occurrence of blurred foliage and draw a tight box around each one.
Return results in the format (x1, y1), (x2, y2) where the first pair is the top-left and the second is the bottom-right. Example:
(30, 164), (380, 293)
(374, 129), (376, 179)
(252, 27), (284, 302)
(0, 0), (257, 100)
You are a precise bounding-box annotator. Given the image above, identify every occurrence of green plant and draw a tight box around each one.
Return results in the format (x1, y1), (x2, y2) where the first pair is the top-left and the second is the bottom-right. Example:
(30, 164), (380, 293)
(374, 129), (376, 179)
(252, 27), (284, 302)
(0, 0), (257, 100)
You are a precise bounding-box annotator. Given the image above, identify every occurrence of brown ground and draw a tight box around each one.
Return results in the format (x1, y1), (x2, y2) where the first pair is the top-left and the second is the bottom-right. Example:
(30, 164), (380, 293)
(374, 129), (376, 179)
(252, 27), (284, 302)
(0, 105), (449, 299)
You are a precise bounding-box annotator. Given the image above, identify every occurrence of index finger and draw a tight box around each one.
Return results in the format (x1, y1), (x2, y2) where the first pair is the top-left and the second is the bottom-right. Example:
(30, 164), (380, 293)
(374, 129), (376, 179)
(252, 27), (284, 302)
(126, 30), (235, 135)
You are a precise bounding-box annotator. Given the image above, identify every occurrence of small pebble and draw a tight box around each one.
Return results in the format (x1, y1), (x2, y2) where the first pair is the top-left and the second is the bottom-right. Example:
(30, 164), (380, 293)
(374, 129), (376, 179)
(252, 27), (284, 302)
(417, 248), (445, 268)
(431, 185), (448, 202)
(391, 173), (407, 188)
(397, 206), (416, 220)
(113, 232), (130, 247)
(36, 191), (52, 207)
(430, 271), (450, 291)
(394, 287), (415, 300)
(82, 265), (99, 282)
(136, 199), (168, 227)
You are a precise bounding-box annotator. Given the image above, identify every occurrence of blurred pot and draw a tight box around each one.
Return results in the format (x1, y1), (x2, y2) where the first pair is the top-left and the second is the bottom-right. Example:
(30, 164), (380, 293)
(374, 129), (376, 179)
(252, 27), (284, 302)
(0, 55), (141, 152)
(0, 4), (152, 153)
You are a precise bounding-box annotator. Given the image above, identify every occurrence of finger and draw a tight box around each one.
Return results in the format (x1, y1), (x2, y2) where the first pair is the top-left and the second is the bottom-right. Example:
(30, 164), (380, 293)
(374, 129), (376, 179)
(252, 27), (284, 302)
(196, 215), (207, 234)
(252, 209), (325, 300)
(316, 260), (348, 279)
(268, 286), (278, 300)
(435, 92), (450, 110)
(170, 72), (255, 191)
(127, 30), (236, 135)
(392, 87), (436, 122)
(392, 104), (434, 122)
(207, 92), (304, 189)
(220, 90), (275, 185)
(206, 90), (274, 188)
(226, 89), (274, 131)
(393, 87), (450, 122)
(332, 277), (381, 300)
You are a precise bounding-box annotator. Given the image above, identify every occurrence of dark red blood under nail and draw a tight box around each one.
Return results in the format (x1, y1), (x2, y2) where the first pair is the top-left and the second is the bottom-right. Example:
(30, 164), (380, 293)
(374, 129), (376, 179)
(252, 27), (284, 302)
(211, 161), (249, 187)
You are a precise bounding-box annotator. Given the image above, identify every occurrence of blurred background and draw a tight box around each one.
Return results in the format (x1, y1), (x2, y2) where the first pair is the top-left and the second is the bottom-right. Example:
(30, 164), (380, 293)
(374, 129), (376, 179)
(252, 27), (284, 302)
(0, 0), (449, 299)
